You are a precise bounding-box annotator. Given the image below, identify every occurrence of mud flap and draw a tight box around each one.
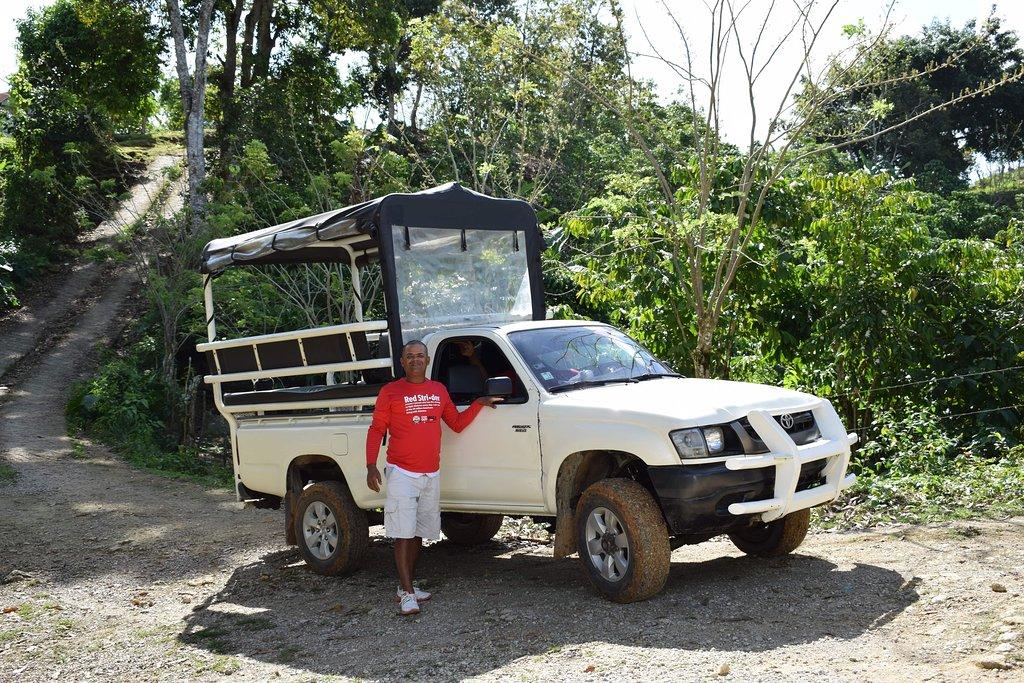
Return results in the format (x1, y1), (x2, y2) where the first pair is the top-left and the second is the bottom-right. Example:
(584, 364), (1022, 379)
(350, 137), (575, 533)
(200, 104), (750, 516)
(284, 491), (297, 546)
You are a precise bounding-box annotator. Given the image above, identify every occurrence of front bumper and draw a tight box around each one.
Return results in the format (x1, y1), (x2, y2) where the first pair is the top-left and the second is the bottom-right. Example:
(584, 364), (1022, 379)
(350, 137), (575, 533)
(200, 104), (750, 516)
(649, 401), (857, 534)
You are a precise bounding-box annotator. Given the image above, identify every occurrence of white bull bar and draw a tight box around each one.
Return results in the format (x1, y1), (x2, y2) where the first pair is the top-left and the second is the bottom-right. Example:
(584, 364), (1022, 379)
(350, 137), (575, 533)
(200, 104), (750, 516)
(724, 400), (858, 522)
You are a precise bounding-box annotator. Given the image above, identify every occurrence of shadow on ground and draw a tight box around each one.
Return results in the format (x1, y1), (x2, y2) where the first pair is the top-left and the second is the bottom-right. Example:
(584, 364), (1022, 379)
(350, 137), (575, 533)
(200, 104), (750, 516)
(180, 537), (917, 680)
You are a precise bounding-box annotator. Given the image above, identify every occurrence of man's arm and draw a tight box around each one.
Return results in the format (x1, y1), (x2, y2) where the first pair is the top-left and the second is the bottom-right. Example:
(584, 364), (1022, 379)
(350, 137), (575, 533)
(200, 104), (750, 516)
(440, 387), (501, 433)
(365, 387), (391, 492)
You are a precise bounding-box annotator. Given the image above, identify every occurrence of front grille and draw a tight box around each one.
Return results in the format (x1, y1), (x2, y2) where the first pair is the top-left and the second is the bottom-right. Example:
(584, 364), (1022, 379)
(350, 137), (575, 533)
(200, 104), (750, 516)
(775, 410), (815, 434)
(738, 410), (820, 449)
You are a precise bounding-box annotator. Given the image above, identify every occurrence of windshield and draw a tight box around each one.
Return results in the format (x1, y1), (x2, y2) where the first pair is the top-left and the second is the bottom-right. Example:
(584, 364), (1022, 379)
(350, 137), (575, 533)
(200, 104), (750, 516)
(507, 326), (676, 392)
(392, 226), (532, 340)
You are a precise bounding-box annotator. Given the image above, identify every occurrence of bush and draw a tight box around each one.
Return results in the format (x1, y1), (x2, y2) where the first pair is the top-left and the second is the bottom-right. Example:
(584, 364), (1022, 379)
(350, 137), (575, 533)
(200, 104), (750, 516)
(67, 332), (232, 487)
(818, 405), (1024, 528)
(0, 240), (18, 309)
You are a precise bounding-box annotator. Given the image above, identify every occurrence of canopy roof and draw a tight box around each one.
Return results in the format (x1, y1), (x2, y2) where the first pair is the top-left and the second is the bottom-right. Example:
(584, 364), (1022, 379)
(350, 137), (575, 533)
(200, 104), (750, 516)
(200, 182), (537, 274)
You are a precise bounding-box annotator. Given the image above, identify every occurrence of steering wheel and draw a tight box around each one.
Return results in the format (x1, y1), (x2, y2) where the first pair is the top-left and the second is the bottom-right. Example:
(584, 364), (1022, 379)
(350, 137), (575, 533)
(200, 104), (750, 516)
(552, 368), (581, 382)
(594, 360), (625, 377)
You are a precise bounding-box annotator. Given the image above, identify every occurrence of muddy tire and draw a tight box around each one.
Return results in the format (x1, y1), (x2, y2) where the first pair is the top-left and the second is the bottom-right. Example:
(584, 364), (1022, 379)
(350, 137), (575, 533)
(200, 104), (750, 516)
(728, 508), (810, 557)
(440, 512), (503, 545)
(293, 481), (368, 575)
(575, 478), (670, 603)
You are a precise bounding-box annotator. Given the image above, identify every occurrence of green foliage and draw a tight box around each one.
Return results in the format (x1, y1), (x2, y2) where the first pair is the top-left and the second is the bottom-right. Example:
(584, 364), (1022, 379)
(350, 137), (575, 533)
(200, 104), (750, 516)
(13, 0), (163, 134)
(225, 44), (362, 186)
(808, 17), (1024, 191)
(66, 330), (232, 488)
(0, 462), (17, 484)
(407, 0), (629, 206)
(0, 239), (19, 309)
(819, 406), (1024, 527)
(0, 0), (163, 304)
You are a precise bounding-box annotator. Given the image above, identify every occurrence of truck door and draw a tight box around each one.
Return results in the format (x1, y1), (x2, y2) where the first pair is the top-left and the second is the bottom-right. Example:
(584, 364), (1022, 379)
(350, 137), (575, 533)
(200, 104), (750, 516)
(432, 334), (545, 510)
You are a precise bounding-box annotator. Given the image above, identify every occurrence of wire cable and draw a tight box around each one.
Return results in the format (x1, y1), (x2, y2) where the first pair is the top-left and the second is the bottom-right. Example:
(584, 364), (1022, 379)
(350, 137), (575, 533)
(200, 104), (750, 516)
(830, 364), (1024, 400)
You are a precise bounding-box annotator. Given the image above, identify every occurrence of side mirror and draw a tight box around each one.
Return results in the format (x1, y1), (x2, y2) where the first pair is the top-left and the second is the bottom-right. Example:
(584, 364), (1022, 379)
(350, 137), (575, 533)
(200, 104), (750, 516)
(484, 376), (513, 398)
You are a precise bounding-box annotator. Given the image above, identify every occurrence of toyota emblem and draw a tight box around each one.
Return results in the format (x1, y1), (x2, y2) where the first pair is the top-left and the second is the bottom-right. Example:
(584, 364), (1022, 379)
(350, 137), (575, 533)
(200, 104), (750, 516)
(779, 413), (795, 429)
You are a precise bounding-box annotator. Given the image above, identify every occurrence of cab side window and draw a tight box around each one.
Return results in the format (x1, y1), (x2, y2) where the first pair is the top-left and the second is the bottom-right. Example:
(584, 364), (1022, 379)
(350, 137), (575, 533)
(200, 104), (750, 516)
(434, 337), (528, 405)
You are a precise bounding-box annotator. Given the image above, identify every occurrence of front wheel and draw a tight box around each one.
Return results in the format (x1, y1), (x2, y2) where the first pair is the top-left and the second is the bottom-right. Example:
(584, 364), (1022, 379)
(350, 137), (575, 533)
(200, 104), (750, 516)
(728, 508), (810, 557)
(575, 478), (670, 603)
(293, 481), (368, 575)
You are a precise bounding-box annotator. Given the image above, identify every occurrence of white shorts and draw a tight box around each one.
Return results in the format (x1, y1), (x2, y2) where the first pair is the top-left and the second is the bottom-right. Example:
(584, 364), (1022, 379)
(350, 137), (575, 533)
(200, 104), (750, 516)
(383, 467), (441, 540)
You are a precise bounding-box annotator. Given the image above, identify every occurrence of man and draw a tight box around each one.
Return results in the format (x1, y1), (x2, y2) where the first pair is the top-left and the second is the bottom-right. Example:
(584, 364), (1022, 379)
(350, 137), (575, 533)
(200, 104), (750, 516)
(366, 340), (501, 616)
(453, 339), (521, 394)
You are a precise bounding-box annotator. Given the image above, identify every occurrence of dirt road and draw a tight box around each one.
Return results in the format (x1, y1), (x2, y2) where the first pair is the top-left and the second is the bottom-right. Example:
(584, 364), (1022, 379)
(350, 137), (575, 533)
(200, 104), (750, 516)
(1, 167), (1022, 681)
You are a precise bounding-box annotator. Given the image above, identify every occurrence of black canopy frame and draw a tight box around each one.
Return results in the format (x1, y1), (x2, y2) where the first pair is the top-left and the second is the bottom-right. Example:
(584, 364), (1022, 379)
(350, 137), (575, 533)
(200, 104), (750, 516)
(200, 183), (546, 375)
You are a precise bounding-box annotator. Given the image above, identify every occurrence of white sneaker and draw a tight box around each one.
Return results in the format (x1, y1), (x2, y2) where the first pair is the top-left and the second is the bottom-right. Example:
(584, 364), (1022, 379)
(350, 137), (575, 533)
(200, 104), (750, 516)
(395, 585), (432, 602)
(398, 591), (420, 616)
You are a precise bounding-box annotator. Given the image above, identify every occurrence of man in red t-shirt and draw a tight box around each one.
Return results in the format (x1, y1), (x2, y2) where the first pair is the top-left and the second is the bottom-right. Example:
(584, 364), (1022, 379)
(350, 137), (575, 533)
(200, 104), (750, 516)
(366, 340), (500, 616)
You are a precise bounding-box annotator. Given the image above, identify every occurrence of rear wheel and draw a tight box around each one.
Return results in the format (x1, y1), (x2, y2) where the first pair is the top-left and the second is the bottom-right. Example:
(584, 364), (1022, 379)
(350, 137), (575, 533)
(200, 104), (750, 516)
(575, 478), (670, 603)
(440, 512), (503, 545)
(293, 481), (368, 575)
(728, 508), (810, 557)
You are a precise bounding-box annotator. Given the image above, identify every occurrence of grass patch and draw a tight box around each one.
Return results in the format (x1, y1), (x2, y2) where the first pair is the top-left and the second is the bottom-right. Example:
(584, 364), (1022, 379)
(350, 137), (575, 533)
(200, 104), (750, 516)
(182, 625), (232, 654)
(55, 617), (77, 632)
(70, 440), (88, 460)
(235, 616), (274, 632)
(82, 245), (127, 265)
(0, 630), (20, 644)
(16, 604), (40, 620)
(114, 130), (184, 168)
(210, 655), (241, 675)
(136, 623), (178, 641)
(0, 462), (18, 484)
(277, 645), (303, 664)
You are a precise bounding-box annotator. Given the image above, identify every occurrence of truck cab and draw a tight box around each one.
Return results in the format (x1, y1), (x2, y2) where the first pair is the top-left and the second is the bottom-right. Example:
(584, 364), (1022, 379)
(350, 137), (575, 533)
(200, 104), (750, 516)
(195, 184), (856, 603)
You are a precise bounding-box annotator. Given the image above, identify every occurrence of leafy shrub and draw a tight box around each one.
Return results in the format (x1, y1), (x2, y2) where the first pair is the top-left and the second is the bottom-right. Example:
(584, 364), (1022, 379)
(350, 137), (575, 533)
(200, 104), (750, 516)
(67, 332), (231, 487)
(819, 404), (1024, 528)
(0, 240), (19, 309)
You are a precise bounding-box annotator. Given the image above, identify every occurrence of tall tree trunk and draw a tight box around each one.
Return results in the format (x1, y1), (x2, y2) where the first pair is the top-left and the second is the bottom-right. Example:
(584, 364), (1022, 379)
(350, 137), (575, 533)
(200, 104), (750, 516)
(218, 0), (246, 175)
(254, 0), (274, 81)
(410, 81), (423, 131)
(240, 0), (278, 89)
(240, 0), (258, 89)
(167, 0), (215, 235)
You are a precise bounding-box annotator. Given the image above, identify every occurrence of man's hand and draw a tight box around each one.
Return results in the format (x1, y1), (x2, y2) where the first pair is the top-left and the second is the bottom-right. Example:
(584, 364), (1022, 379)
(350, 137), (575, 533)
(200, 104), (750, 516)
(366, 465), (382, 492)
(474, 396), (503, 409)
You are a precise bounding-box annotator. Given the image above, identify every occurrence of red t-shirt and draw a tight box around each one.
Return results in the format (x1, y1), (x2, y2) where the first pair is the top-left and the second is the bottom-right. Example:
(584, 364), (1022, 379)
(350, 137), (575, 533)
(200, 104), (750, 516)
(365, 378), (484, 473)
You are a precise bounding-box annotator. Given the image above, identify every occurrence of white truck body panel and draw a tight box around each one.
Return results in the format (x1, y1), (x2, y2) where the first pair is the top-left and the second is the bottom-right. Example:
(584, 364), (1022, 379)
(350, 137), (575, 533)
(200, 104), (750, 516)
(227, 321), (855, 522)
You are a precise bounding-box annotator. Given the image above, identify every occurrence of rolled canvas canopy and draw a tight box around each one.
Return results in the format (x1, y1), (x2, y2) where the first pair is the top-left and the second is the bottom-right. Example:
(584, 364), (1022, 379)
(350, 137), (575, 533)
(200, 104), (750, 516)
(199, 182), (539, 274)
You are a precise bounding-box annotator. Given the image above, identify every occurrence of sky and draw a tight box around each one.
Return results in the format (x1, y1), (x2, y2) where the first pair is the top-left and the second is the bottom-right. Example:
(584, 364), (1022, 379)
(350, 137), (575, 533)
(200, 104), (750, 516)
(0, 0), (1021, 148)
(620, 0), (1024, 146)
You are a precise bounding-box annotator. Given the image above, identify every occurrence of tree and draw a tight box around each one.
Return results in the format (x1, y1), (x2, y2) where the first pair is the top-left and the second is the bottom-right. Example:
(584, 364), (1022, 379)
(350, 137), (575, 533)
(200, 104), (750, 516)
(808, 16), (1024, 190)
(167, 0), (215, 233)
(402, 0), (628, 207)
(215, 0), (296, 170)
(2, 0), (163, 259)
(12, 0), (163, 135)
(561, 0), (1023, 376)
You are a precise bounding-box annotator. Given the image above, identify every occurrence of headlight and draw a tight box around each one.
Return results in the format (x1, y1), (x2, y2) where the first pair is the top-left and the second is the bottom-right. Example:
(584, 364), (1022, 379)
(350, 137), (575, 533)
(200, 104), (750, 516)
(670, 428), (707, 459)
(702, 426), (725, 454)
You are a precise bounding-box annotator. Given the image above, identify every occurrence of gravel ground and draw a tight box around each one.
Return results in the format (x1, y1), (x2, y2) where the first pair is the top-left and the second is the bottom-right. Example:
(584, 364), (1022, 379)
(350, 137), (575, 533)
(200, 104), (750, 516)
(1, 164), (1022, 682)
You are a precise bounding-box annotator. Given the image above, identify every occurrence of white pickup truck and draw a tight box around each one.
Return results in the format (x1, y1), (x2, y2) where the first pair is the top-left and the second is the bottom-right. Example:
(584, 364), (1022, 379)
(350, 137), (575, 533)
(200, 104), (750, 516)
(196, 183), (857, 602)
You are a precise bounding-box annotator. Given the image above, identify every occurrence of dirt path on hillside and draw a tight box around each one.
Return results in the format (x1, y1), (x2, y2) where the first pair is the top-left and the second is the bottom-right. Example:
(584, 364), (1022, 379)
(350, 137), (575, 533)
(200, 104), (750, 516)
(0, 155), (180, 381)
(0, 175), (1022, 682)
